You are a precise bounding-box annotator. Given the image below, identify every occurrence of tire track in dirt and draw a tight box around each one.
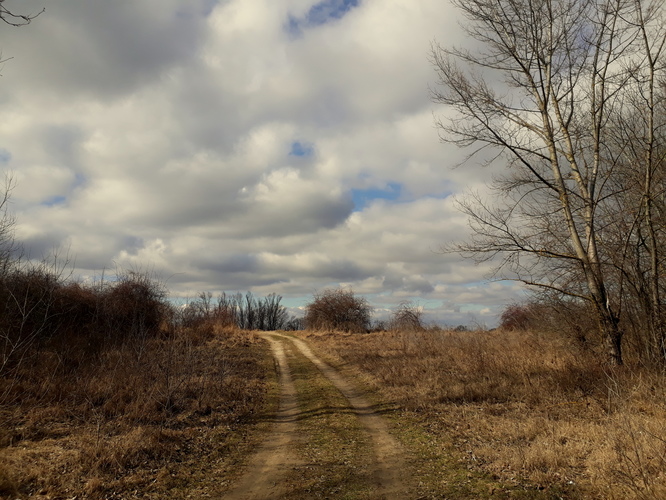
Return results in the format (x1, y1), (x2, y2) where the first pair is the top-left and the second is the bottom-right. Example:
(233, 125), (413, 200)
(277, 333), (409, 499)
(223, 335), (303, 500)
(226, 333), (410, 499)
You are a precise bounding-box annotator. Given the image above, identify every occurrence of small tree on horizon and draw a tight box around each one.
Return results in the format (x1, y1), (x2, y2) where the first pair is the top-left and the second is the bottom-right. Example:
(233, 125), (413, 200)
(389, 300), (425, 331)
(304, 288), (371, 333)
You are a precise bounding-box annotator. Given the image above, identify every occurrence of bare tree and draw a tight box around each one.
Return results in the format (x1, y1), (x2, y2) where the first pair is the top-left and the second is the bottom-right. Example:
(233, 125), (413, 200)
(432, 0), (666, 364)
(262, 293), (289, 331)
(0, 173), (16, 274)
(614, 1), (666, 361)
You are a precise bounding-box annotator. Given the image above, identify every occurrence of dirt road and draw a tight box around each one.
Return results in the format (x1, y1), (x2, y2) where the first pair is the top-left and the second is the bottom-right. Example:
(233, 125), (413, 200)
(224, 333), (410, 499)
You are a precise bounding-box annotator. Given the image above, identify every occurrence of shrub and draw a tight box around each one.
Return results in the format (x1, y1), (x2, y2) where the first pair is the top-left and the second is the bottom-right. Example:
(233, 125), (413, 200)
(500, 298), (601, 355)
(304, 288), (371, 333)
(100, 271), (168, 342)
(499, 303), (533, 331)
(0, 266), (172, 380)
(389, 301), (424, 331)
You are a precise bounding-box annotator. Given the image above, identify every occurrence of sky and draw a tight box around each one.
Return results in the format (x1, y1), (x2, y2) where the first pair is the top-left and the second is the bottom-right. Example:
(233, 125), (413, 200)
(0, 0), (527, 327)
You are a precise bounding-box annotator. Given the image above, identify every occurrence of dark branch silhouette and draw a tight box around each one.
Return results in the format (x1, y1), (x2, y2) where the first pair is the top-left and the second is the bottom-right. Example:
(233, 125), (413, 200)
(0, 0), (43, 27)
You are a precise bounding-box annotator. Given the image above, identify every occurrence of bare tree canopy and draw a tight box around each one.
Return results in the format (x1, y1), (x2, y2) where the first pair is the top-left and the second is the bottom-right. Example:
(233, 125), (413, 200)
(433, 0), (666, 365)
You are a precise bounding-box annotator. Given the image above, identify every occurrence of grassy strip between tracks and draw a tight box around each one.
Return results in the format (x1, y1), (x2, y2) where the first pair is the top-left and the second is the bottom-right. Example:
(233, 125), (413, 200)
(281, 337), (377, 499)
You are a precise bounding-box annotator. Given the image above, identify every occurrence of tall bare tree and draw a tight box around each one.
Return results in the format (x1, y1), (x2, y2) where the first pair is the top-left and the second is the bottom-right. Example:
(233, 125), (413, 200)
(622, 1), (666, 360)
(432, 0), (666, 364)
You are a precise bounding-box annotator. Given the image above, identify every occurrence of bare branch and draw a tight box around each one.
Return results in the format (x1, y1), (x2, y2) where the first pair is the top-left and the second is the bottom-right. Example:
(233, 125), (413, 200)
(0, 0), (43, 27)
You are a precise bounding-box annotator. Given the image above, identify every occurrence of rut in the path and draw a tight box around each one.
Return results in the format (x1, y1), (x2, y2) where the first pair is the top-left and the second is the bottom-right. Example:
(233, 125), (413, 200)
(224, 335), (303, 499)
(225, 333), (409, 499)
(279, 334), (407, 498)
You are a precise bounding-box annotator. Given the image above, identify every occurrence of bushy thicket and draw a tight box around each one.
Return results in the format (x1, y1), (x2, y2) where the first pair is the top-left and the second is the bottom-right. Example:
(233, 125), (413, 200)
(389, 301), (425, 332)
(499, 297), (614, 357)
(0, 263), (169, 380)
(0, 261), (268, 499)
(304, 288), (371, 333)
(0, 256), (271, 499)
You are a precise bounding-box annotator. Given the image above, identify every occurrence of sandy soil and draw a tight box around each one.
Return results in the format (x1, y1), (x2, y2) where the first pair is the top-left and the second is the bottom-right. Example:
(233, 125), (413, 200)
(223, 333), (409, 499)
(223, 335), (304, 499)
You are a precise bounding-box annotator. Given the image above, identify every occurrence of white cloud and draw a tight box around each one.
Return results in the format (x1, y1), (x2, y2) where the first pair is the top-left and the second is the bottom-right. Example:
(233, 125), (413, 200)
(1, 0), (523, 327)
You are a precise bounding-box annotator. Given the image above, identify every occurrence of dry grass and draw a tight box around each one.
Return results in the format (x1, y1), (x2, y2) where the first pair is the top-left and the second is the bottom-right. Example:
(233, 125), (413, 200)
(301, 328), (666, 499)
(0, 325), (270, 500)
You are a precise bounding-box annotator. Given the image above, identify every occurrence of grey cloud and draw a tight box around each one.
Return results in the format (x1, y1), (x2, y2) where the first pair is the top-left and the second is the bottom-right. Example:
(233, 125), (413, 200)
(17, 232), (67, 260)
(6, 0), (209, 99)
(197, 253), (260, 274)
(122, 235), (145, 256)
(292, 258), (369, 282)
(168, 268), (286, 292)
(403, 276), (435, 294)
(37, 124), (85, 170)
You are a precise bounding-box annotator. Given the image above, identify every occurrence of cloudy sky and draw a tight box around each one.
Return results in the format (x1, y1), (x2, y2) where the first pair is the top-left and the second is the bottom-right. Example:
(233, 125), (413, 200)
(0, 0), (526, 326)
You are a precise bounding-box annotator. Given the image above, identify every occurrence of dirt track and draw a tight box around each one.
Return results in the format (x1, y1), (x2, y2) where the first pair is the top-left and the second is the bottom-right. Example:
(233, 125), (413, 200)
(224, 333), (409, 499)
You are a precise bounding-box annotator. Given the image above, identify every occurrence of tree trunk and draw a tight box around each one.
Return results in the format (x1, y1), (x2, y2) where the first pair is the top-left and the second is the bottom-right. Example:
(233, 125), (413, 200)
(597, 304), (623, 365)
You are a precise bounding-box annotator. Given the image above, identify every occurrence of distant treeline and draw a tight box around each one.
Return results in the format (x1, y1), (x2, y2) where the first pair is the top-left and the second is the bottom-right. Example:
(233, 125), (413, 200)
(181, 291), (304, 332)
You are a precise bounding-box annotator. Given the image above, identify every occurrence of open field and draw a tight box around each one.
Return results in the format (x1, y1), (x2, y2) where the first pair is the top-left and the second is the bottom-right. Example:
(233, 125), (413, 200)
(0, 327), (275, 499)
(301, 328), (666, 499)
(4, 324), (666, 499)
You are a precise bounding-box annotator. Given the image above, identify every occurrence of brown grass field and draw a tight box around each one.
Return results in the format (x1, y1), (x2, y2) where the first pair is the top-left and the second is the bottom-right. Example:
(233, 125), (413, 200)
(0, 326), (272, 499)
(300, 328), (666, 499)
(3, 321), (666, 498)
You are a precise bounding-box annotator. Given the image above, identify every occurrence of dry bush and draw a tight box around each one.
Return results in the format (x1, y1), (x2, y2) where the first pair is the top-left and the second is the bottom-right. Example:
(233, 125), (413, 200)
(500, 299), (601, 349)
(0, 267), (172, 388)
(389, 301), (424, 332)
(99, 270), (168, 342)
(0, 265), (62, 377)
(179, 292), (237, 332)
(304, 287), (371, 332)
(499, 302), (534, 331)
(303, 328), (666, 498)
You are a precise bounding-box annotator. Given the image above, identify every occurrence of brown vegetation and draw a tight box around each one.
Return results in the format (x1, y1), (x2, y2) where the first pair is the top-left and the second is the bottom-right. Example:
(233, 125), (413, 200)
(389, 301), (425, 332)
(304, 287), (371, 333)
(181, 291), (294, 331)
(302, 326), (666, 499)
(0, 268), (269, 499)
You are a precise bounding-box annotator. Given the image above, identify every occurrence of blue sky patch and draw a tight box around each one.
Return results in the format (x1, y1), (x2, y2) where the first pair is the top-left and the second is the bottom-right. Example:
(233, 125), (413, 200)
(42, 195), (66, 207)
(0, 149), (11, 163)
(351, 182), (401, 211)
(289, 141), (314, 157)
(287, 0), (360, 36)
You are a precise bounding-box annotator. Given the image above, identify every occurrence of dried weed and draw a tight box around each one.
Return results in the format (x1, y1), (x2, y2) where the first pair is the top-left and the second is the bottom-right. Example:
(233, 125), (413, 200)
(0, 329), (268, 499)
(303, 328), (666, 498)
